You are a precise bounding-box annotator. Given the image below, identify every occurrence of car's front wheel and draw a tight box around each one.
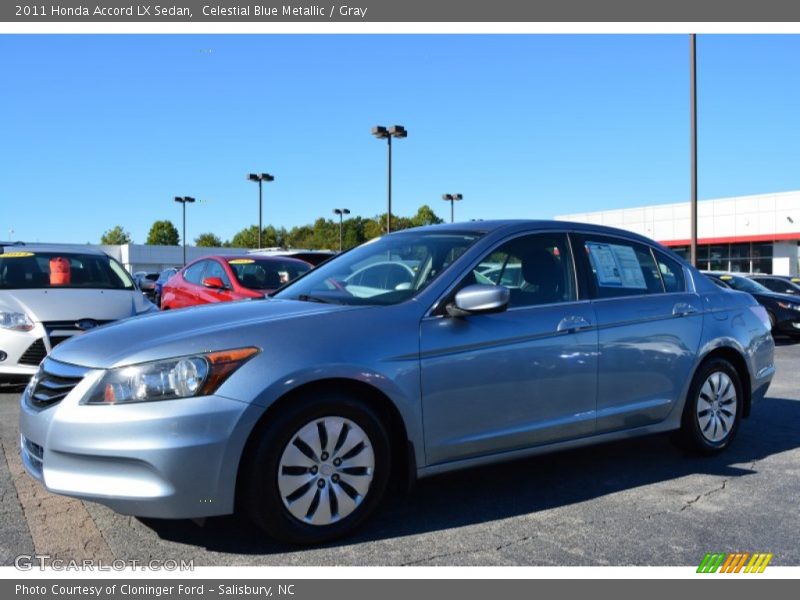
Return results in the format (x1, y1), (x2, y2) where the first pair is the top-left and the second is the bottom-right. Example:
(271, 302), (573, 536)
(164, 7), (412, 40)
(241, 392), (390, 545)
(677, 358), (743, 455)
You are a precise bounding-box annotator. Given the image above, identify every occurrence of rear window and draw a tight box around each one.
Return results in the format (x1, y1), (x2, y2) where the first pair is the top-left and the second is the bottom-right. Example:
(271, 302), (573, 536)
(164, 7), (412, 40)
(0, 251), (134, 290)
(227, 258), (310, 290)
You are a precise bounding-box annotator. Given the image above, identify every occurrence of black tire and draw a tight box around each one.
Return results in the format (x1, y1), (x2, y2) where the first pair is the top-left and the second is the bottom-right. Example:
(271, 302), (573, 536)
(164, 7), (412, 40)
(768, 311), (776, 330)
(676, 358), (743, 455)
(240, 391), (391, 545)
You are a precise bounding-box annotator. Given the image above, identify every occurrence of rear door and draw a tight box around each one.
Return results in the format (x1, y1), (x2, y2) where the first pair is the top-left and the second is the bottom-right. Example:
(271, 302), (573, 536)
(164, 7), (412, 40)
(573, 234), (703, 432)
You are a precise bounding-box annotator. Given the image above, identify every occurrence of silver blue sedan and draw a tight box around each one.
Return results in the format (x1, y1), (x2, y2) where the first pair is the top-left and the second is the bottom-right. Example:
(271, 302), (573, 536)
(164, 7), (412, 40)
(19, 221), (775, 544)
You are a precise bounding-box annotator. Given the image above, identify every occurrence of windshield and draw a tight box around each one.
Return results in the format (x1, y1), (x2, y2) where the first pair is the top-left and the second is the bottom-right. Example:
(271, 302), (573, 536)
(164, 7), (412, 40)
(723, 275), (771, 294)
(273, 231), (482, 306)
(0, 251), (135, 290)
(227, 257), (310, 290)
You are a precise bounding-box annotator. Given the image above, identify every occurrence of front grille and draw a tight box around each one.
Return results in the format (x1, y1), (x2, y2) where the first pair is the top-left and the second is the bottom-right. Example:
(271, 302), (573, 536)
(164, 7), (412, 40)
(18, 339), (47, 366)
(27, 359), (88, 410)
(43, 320), (112, 336)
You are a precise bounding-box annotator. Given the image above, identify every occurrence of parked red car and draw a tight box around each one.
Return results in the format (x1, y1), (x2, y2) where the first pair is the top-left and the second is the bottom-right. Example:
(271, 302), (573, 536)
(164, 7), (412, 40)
(160, 255), (311, 310)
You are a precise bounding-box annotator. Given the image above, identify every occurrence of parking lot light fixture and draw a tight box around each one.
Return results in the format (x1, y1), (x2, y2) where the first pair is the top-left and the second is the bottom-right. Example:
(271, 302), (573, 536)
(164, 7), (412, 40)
(174, 196), (196, 266)
(442, 193), (463, 223)
(372, 124), (408, 234)
(247, 172), (275, 249)
(333, 208), (351, 252)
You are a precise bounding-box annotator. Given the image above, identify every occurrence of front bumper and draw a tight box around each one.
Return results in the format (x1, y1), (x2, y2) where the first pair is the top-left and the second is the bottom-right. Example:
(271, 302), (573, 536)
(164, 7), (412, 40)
(774, 314), (800, 336)
(19, 360), (264, 519)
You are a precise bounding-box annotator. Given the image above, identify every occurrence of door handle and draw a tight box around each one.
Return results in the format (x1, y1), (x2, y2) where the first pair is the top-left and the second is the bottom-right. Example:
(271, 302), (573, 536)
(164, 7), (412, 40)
(557, 315), (592, 332)
(672, 302), (699, 317)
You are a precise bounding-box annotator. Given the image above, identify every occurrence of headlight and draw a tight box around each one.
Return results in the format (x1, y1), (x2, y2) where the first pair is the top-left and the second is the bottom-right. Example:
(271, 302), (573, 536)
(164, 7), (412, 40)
(84, 347), (259, 405)
(777, 301), (800, 312)
(0, 311), (34, 331)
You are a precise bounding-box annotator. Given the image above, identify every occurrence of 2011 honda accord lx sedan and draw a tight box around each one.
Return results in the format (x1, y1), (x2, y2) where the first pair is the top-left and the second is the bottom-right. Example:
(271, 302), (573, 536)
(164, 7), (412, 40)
(19, 221), (775, 544)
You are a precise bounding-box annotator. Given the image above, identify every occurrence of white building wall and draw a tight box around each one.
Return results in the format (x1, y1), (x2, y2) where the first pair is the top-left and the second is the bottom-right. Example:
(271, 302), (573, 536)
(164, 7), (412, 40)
(557, 190), (800, 242)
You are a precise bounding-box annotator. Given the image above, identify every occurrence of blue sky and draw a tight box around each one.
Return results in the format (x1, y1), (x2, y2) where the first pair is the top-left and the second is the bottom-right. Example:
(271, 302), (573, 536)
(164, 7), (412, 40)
(2, 34), (800, 244)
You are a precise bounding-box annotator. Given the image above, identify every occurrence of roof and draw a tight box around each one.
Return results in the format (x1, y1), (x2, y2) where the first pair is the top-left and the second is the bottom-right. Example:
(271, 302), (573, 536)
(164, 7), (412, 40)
(403, 219), (663, 246)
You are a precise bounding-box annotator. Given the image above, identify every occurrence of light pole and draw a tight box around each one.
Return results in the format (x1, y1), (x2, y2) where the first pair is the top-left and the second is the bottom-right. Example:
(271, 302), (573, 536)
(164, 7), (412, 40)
(248, 172), (275, 249)
(333, 208), (351, 252)
(689, 34), (698, 268)
(372, 125), (407, 233)
(442, 193), (463, 223)
(174, 196), (195, 266)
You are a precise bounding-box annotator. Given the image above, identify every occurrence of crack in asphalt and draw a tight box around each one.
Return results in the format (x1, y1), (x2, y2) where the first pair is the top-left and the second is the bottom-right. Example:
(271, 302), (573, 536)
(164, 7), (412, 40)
(679, 480), (728, 512)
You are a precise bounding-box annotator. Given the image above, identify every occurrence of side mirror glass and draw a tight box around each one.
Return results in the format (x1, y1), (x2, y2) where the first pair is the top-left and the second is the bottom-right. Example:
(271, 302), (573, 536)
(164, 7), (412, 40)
(202, 276), (226, 290)
(447, 284), (510, 317)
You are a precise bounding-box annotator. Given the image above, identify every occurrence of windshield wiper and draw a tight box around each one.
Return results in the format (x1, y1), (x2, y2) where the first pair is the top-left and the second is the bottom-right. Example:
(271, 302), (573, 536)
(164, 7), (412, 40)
(296, 294), (336, 304)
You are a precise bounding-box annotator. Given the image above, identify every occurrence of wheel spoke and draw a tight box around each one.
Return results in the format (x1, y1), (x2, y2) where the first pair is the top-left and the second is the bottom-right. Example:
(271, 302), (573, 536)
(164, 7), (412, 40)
(292, 437), (319, 463)
(305, 489), (322, 520)
(340, 440), (367, 461)
(333, 423), (351, 455)
(285, 479), (315, 503)
(317, 421), (328, 453)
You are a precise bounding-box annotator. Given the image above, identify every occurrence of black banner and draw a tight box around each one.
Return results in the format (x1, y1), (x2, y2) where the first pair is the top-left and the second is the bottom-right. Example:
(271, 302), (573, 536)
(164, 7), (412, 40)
(3, 0), (800, 22)
(4, 579), (798, 600)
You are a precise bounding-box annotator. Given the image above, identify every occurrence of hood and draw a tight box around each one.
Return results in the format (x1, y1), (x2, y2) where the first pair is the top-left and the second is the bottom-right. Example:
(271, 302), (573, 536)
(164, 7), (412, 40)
(0, 288), (153, 322)
(48, 298), (361, 369)
(753, 291), (800, 304)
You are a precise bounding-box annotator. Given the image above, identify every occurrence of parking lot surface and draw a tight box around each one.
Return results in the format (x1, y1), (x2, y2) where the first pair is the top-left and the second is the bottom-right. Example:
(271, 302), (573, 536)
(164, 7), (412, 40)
(2, 341), (799, 567)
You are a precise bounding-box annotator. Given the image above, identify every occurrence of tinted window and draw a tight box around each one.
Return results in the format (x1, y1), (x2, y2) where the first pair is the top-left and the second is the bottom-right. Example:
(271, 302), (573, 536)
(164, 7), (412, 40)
(583, 238), (663, 298)
(228, 258), (310, 290)
(0, 251), (134, 290)
(654, 251), (686, 293)
(183, 261), (207, 285)
(471, 233), (576, 308)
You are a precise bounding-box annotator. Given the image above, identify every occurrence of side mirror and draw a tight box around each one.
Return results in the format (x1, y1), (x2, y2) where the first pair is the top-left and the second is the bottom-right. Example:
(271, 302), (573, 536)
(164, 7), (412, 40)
(446, 284), (510, 317)
(202, 276), (226, 290)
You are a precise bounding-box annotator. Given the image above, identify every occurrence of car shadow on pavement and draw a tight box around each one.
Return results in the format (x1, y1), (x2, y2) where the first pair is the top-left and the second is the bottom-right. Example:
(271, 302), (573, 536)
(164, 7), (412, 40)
(138, 395), (800, 555)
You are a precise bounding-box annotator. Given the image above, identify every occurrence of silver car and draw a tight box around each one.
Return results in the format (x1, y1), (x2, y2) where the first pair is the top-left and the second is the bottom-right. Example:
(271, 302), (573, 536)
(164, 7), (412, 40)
(1, 245), (158, 383)
(19, 222), (775, 544)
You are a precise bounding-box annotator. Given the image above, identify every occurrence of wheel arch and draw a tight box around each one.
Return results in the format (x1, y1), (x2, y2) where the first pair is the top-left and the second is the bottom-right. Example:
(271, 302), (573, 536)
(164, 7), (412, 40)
(695, 346), (753, 418)
(234, 377), (416, 511)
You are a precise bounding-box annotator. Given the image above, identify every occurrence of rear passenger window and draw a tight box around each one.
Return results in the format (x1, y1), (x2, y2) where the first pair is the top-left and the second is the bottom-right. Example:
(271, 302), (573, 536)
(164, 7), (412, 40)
(654, 251), (686, 293)
(584, 239), (663, 298)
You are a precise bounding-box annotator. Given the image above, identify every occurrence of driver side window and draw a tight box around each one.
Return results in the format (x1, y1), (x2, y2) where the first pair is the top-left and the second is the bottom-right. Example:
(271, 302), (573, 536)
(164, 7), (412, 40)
(470, 233), (577, 308)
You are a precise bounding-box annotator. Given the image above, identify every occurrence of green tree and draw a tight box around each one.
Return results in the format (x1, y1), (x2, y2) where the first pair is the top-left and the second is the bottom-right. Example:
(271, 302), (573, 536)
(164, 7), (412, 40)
(100, 225), (132, 245)
(411, 204), (445, 227)
(230, 225), (286, 249)
(146, 220), (180, 245)
(194, 232), (223, 247)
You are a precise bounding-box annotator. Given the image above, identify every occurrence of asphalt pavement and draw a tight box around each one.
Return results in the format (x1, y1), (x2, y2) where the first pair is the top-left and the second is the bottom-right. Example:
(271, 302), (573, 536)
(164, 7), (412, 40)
(2, 341), (799, 566)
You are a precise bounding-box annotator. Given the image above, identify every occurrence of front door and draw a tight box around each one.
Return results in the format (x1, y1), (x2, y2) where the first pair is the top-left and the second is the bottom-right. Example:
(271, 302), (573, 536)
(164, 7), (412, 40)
(420, 232), (598, 466)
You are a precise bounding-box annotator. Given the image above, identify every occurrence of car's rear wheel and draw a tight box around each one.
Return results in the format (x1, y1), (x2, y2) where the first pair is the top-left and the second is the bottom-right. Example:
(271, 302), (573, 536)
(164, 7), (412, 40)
(677, 358), (743, 455)
(241, 392), (390, 545)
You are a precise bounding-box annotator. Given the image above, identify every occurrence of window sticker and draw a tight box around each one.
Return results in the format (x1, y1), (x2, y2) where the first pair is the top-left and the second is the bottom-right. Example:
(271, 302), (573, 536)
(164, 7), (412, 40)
(0, 251), (34, 258)
(586, 242), (647, 289)
(228, 259), (255, 264)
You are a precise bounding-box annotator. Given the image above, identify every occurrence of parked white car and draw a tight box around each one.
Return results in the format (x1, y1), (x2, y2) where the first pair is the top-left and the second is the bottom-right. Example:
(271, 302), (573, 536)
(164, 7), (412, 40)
(0, 245), (158, 383)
